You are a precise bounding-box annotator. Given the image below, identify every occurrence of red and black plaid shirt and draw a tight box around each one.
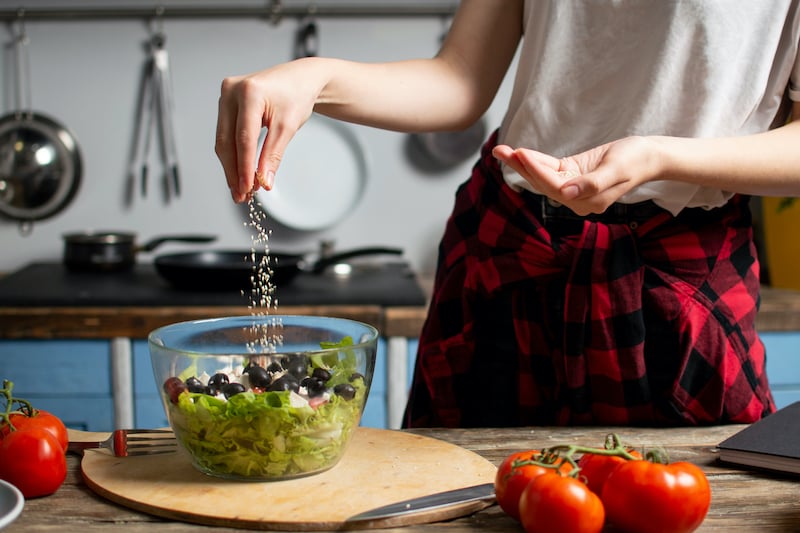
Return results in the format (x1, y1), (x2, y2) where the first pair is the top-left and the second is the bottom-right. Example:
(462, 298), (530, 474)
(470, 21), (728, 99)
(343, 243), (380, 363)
(404, 131), (775, 428)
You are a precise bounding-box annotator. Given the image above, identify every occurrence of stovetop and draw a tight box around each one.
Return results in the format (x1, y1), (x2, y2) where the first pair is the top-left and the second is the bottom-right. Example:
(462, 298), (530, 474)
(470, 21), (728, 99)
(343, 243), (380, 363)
(0, 262), (427, 307)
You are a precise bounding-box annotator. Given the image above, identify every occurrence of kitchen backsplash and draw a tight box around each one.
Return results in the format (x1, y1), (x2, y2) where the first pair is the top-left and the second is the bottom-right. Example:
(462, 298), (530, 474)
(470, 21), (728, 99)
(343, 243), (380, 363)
(0, 2), (516, 277)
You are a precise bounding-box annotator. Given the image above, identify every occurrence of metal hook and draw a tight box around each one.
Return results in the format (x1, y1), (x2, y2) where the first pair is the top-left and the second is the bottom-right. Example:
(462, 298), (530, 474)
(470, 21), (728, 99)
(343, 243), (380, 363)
(12, 9), (32, 120)
(268, 0), (283, 25)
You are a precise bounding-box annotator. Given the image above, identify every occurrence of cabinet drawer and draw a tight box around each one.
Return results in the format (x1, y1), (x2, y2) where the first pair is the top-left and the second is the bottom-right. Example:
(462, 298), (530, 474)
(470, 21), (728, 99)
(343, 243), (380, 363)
(0, 340), (110, 394)
(0, 340), (114, 431)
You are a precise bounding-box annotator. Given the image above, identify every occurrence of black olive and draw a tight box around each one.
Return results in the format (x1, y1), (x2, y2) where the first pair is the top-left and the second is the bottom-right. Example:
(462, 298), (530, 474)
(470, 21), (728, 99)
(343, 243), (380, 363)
(266, 361), (283, 374)
(163, 377), (187, 404)
(333, 383), (356, 400)
(222, 382), (246, 398)
(208, 372), (230, 389)
(244, 365), (271, 389)
(311, 367), (332, 382)
(268, 374), (300, 393)
(349, 372), (365, 383)
(283, 353), (310, 379)
(185, 376), (205, 393)
(305, 378), (328, 397)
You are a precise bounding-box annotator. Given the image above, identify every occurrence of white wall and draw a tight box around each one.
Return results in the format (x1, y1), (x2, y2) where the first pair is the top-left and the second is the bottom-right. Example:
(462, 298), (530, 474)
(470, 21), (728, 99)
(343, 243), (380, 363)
(0, 2), (517, 277)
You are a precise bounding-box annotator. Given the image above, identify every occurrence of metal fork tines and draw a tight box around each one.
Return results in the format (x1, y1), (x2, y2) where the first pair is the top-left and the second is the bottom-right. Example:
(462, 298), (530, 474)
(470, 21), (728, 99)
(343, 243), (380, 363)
(68, 429), (177, 457)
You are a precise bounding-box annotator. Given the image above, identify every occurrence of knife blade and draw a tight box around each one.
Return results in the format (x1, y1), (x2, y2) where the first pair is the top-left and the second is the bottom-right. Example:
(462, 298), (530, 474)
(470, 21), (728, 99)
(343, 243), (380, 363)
(345, 482), (496, 523)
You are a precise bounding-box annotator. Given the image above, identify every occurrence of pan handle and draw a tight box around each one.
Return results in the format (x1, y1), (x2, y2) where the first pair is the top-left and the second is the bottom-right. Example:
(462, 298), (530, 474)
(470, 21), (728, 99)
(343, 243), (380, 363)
(140, 234), (217, 252)
(309, 247), (403, 274)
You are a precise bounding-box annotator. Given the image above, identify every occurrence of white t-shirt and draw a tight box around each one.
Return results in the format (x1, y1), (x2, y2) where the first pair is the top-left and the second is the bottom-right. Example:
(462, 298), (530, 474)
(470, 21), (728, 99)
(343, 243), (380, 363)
(498, 0), (800, 215)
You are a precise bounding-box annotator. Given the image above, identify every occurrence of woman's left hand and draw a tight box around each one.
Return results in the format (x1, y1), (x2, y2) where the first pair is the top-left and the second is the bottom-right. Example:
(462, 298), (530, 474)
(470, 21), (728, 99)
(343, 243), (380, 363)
(492, 136), (660, 215)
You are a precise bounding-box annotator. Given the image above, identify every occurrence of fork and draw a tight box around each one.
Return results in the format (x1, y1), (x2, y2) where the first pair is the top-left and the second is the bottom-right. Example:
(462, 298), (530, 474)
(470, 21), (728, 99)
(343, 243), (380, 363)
(67, 429), (177, 457)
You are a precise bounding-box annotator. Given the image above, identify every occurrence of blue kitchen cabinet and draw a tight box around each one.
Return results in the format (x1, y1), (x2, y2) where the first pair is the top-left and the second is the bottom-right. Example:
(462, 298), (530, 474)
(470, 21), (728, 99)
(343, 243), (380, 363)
(761, 332), (800, 408)
(0, 340), (114, 431)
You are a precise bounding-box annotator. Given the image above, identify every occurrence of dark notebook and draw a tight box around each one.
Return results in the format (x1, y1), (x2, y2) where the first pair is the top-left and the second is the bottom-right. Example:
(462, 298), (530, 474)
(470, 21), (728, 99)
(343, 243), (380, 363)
(718, 401), (800, 475)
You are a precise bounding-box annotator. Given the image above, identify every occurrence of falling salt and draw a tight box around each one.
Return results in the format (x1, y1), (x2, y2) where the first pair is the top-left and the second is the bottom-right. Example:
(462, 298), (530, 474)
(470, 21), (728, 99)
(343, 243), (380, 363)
(244, 195), (283, 353)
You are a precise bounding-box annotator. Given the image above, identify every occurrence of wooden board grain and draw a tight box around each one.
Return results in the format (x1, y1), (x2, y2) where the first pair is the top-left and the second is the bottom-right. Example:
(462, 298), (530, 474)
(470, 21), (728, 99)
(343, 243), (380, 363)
(78, 427), (497, 531)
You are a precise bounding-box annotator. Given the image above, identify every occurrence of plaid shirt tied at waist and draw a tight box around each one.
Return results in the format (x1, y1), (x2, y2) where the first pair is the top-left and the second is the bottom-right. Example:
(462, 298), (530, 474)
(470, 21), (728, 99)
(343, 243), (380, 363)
(404, 131), (775, 428)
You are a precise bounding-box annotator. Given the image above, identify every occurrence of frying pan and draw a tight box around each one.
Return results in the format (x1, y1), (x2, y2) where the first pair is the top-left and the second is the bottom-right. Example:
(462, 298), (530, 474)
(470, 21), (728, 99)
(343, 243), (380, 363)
(154, 247), (403, 291)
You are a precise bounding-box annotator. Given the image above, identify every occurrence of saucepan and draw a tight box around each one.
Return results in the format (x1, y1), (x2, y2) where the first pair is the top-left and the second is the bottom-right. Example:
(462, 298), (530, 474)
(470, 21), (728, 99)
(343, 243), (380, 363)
(63, 231), (217, 272)
(153, 246), (403, 291)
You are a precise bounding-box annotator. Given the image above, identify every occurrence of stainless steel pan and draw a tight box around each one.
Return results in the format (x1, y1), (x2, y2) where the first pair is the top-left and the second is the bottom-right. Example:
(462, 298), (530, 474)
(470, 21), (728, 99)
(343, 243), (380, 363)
(0, 19), (82, 233)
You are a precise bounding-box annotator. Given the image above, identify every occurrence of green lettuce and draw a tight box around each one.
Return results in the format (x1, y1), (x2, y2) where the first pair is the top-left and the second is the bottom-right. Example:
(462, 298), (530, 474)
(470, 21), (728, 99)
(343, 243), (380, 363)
(168, 337), (366, 479)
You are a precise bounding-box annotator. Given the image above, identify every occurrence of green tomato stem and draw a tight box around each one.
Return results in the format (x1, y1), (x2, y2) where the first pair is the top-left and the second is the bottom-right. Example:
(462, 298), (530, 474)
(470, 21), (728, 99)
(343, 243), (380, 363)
(0, 379), (37, 432)
(510, 433), (645, 478)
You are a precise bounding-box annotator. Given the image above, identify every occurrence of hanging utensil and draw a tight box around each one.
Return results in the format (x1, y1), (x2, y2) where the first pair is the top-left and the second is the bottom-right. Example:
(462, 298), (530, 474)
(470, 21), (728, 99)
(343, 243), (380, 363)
(126, 19), (180, 204)
(151, 31), (180, 198)
(0, 14), (82, 233)
(294, 13), (318, 59)
(126, 38), (156, 203)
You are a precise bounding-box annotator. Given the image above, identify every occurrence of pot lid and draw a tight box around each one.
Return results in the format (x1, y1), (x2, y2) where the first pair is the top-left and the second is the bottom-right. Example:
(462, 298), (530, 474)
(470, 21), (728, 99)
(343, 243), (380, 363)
(254, 115), (368, 231)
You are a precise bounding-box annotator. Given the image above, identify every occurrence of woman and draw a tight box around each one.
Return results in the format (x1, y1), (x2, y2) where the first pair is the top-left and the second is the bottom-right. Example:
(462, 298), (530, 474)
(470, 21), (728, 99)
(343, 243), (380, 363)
(216, 1), (800, 427)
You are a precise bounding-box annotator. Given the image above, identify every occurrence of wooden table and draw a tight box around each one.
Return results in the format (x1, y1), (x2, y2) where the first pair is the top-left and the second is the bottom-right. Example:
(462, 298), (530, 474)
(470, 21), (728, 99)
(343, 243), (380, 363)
(7, 425), (798, 532)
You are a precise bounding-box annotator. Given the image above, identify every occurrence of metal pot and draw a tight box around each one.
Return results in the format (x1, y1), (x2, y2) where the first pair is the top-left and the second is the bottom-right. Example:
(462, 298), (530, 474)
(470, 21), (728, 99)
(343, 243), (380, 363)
(63, 232), (217, 272)
(154, 246), (403, 291)
(0, 21), (82, 233)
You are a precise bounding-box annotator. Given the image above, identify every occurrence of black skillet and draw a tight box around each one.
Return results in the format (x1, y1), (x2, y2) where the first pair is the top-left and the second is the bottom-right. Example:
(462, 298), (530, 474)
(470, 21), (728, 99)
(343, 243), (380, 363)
(154, 247), (403, 291)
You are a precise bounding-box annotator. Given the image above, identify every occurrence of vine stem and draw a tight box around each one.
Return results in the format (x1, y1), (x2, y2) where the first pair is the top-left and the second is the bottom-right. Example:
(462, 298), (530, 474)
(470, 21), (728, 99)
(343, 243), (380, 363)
(511, 433), (657, 478)
(0, 380), (36, 432)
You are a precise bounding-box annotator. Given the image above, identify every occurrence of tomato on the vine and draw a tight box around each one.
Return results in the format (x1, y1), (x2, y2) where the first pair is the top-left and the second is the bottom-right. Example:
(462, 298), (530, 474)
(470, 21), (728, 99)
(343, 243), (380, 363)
(518, 471), (605, 533)
(1, 410), (68, 452)
(0, 427), (67, 498)
(495, 450), (572, 521)
(578, 447), (642, 495)
(602, 459), (711, 533)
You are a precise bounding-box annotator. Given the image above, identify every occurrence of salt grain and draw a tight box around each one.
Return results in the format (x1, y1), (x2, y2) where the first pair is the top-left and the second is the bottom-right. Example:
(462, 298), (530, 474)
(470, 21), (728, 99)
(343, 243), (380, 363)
(245, 195), (283, 353)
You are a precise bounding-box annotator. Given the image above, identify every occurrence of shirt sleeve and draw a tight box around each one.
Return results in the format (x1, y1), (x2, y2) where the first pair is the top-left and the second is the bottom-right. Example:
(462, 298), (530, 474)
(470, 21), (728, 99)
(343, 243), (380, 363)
(790, 45), (800, 101)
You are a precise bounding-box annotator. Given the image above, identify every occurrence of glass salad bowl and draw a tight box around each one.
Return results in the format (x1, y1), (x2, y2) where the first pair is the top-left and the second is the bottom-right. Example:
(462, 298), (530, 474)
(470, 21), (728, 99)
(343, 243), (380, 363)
(148, 315), (378, 481)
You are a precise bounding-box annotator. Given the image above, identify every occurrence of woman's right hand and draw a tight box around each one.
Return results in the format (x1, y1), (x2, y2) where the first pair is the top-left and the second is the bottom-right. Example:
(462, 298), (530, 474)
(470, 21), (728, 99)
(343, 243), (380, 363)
(215, 58), (324, 203)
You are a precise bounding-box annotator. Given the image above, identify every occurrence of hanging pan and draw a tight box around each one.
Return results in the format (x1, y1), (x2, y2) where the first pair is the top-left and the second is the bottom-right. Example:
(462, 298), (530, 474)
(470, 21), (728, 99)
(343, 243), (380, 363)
(0, 18), (82, 234)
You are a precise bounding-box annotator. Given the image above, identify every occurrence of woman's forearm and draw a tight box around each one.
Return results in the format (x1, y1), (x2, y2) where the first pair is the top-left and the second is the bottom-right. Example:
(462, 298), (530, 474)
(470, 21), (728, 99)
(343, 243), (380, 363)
(306, 57), (490, 132)
(654, 102), (800, 197)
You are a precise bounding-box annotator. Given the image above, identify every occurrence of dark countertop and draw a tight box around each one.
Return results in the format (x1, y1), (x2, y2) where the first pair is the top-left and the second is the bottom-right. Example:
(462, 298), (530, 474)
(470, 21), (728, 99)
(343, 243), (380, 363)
(0, 262), (427, 308)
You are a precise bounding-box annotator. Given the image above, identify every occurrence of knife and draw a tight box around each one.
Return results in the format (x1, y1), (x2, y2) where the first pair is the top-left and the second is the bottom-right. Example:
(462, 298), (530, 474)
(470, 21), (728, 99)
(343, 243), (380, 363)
(345, 482), (496, 523)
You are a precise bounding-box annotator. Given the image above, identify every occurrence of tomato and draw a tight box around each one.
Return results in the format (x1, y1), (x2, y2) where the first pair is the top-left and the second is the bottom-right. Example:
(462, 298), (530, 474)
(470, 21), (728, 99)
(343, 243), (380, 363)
(495, 450), (572, 521)
(0, 427), (67, 498)
(1, 409), (68, 451)
(602, 459), (711, 533)
(518, 472), (605, 533)
(578, 448), (643, 495)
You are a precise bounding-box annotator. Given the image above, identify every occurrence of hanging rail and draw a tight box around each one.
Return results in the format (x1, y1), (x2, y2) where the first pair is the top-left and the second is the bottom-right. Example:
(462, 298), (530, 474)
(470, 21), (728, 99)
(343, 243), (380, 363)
(0, 2), (458, 22)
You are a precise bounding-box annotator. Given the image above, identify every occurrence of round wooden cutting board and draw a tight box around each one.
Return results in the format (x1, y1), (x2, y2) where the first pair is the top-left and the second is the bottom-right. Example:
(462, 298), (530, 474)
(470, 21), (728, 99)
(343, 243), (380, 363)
(80, 427), (497, 530)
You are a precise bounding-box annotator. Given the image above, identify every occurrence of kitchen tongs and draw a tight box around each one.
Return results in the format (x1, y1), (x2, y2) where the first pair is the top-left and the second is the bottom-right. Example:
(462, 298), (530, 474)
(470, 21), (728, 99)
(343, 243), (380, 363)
(127, 28), (180, 203)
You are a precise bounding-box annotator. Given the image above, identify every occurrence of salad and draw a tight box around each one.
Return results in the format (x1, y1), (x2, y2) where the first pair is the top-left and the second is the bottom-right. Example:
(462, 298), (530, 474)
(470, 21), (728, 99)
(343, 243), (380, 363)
(161, 337), (367, 479)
